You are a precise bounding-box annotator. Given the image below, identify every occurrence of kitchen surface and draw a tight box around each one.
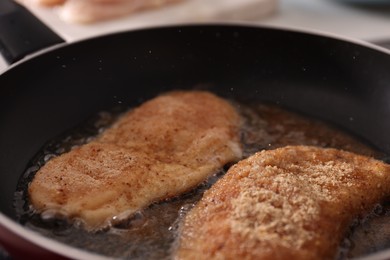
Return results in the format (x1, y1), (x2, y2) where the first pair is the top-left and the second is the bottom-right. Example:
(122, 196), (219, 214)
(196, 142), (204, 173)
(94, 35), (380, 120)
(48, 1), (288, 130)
(1, 0), (390, 73)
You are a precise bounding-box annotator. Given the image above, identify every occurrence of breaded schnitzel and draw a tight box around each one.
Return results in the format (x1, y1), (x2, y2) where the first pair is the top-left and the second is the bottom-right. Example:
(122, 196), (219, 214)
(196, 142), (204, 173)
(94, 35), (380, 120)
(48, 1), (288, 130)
(176, 146), (390, 260)
(28, 91), (242, 230)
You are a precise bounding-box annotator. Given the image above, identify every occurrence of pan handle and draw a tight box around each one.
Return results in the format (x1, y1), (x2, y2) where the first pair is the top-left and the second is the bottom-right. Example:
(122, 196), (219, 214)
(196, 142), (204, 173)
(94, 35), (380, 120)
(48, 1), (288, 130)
(0, 0), (64, 64)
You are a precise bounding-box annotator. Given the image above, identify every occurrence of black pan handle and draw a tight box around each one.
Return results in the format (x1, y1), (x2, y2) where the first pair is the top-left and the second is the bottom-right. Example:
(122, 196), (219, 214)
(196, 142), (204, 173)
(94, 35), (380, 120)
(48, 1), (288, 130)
(0, 0), (64, 64)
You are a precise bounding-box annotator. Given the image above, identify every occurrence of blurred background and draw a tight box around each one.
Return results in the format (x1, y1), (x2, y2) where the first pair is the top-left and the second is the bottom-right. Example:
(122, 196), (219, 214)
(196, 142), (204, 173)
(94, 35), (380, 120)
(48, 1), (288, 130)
(1, 0), (390, 73)
(262, 0), (390, 45)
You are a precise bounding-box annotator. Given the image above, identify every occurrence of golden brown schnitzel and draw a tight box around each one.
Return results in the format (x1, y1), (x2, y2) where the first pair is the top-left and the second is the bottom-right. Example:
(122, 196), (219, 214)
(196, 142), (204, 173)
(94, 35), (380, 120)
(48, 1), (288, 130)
(29, 91), (242, 230)
(176, 146), (390, 260)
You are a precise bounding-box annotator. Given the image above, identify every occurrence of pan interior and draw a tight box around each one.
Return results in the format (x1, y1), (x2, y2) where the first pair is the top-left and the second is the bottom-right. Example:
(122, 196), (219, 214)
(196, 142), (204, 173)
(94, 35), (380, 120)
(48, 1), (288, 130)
(0, 25), (390, 258)
(14, 99), (389, 259)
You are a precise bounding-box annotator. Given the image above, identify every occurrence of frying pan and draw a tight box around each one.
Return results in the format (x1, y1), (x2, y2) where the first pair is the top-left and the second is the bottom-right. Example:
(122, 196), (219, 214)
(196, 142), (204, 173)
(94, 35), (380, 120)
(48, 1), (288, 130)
(1, 1), (390, 259)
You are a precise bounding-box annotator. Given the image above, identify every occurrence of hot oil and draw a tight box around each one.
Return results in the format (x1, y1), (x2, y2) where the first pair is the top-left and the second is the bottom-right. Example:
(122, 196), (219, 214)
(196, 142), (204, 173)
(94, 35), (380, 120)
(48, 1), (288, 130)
(342, 203), (390, 259)
(15, 101), (388, 259)
(22, 185), (212, 259)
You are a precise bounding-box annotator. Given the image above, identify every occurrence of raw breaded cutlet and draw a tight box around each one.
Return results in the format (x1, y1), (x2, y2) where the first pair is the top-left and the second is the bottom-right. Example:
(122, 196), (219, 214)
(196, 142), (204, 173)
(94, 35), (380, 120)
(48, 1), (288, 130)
(176, 145), (390, 260)
(28, 91), (242, 230)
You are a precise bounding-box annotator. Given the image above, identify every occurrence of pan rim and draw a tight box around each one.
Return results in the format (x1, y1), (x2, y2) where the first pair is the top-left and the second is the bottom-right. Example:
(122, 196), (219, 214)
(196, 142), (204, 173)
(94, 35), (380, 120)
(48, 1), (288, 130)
(0, 213), (110, 259)
(1, 22), (389, 76)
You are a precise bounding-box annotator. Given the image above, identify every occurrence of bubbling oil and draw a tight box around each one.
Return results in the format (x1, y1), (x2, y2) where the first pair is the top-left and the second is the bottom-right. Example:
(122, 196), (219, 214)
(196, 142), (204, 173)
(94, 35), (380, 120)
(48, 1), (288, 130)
(15, 101), (389, 259)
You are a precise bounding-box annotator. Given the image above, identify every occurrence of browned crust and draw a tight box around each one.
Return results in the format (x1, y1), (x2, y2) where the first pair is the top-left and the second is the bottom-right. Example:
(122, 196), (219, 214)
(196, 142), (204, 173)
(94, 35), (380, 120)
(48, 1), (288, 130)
(29, 91), (242, 230)
(176, 146), (390, 260)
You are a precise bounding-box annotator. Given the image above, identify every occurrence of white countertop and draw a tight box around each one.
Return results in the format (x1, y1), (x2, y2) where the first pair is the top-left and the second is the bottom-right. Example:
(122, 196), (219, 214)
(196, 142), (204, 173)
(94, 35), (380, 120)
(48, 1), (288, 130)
(262, 0), (390, 42)
(1, 0), (390, 73)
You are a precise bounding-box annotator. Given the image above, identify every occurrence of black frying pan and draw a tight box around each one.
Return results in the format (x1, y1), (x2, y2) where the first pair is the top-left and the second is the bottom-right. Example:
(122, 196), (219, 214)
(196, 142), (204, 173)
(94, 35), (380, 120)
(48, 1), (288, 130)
(1, 1), (390, 259)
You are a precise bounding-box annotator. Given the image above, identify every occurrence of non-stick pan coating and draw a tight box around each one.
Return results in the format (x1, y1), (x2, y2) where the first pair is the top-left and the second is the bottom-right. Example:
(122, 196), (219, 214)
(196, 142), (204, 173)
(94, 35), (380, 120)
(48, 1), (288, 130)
(0, 24), (389, 256)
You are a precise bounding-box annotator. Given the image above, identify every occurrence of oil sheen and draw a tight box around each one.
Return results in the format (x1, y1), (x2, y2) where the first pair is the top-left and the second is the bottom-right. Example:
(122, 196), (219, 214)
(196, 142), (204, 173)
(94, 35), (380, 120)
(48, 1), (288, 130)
(15, 101), (388, 259)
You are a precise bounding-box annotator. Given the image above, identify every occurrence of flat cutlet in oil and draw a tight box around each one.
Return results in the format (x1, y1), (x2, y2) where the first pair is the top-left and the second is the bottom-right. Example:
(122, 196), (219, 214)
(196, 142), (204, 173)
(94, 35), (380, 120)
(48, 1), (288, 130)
(176, 146), (390, 260)
(28, 91), (242, 230)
